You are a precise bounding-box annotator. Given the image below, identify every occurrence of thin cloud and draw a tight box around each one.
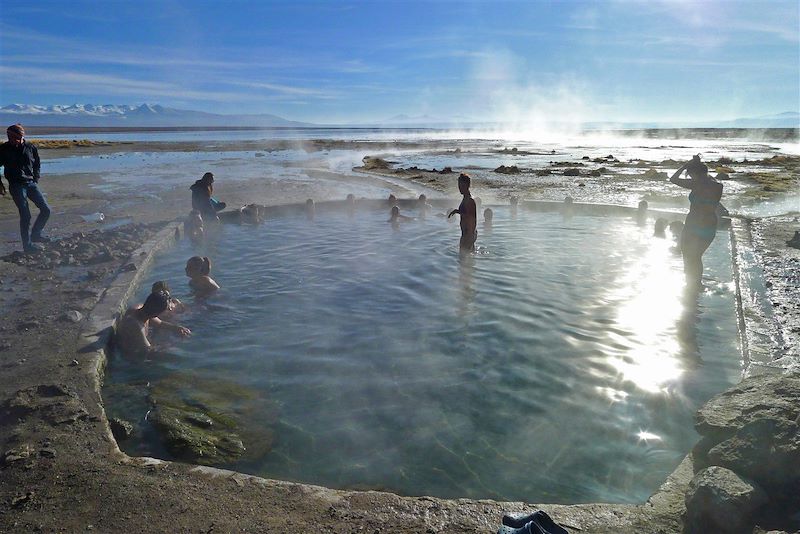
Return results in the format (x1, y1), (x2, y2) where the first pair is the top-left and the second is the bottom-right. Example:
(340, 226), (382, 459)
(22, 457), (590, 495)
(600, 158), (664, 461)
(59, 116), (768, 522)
(225, 81), (335, 98)
(0, 66), (251, 102)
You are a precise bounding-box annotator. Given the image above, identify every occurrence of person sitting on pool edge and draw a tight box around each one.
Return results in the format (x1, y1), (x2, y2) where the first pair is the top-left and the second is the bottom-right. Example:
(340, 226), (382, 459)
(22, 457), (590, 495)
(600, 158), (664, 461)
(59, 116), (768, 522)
(115, 291), (191, 357)
(190, 172), (226, 221)
(185, 256), (220, 294)
(448, 173), (477, 251)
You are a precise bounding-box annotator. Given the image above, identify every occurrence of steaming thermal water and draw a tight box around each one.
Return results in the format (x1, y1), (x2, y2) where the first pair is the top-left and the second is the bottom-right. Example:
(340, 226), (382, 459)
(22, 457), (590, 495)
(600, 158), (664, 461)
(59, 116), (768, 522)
(106, 207), (740, 503)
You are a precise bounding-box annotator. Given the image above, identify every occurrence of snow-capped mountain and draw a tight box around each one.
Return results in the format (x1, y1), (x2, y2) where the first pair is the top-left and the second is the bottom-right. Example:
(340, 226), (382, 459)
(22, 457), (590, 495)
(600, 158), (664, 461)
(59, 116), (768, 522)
(0, 103), (312, 127)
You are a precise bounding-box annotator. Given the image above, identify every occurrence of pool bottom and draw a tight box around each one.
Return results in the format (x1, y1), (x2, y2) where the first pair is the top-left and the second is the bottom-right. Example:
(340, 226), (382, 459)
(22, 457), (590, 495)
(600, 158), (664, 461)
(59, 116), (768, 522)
(104, 203), (742, 504)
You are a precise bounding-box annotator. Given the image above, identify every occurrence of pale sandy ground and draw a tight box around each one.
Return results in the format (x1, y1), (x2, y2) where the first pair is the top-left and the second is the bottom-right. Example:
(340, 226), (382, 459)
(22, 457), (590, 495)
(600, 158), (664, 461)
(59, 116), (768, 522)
(0, 140), (798, 533)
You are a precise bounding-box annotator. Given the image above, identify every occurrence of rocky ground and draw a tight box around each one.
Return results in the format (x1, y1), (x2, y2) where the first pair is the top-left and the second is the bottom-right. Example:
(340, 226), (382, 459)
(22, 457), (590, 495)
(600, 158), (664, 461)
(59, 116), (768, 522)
(0, 140), (798, 533)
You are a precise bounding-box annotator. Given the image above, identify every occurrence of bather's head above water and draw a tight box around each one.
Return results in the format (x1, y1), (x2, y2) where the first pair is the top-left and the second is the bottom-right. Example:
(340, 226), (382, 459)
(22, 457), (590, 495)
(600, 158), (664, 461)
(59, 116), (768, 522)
(186, 255), (211, 277)
(140, 291), (169, 319)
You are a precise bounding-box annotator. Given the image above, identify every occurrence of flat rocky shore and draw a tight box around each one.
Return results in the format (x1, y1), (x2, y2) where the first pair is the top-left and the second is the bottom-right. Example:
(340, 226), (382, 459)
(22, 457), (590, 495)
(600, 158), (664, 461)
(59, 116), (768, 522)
(0, 140), (798, 533)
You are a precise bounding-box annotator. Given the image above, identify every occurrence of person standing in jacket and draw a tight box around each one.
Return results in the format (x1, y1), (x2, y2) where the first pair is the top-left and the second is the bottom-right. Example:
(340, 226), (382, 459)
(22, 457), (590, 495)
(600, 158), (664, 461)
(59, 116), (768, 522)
(0, 124), (51, 253)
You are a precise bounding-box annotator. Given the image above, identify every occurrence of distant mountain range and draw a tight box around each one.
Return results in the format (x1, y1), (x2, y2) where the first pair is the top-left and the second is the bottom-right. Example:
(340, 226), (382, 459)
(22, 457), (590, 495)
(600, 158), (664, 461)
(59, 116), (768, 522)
(0, 103), (312, 127)
(1, 103), (797, 129)
(584, 112), (800, 130)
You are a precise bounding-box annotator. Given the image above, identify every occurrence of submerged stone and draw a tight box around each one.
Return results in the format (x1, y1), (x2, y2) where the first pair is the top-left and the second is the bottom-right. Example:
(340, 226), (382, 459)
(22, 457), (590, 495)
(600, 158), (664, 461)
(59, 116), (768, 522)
(147, 371), (278, 466)
(149, 405), (246, 465)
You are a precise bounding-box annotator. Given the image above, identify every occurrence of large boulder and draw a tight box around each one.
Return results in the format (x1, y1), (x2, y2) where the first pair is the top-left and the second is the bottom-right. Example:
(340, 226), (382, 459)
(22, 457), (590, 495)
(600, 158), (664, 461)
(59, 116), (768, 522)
(707, 417), (800, 495)
(684, 466), (767, 534)
(694, 373), (800, 444)
(693, 373), (800, 500)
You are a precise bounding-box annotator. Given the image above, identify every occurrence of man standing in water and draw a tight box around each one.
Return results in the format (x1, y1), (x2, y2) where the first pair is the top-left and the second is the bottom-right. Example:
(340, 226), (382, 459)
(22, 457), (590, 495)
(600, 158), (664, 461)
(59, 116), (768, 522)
(448, 173), (477, 251)
(0, 124), (51, 253)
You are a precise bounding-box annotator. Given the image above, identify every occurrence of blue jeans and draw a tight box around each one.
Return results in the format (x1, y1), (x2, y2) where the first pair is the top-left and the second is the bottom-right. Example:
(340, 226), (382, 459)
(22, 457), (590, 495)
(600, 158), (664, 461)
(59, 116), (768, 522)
(10, 181), (51, 248)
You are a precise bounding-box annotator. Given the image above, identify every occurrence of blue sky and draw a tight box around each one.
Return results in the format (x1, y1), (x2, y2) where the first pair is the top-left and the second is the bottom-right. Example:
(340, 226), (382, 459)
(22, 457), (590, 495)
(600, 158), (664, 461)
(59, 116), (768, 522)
(1, 0), (798, 124)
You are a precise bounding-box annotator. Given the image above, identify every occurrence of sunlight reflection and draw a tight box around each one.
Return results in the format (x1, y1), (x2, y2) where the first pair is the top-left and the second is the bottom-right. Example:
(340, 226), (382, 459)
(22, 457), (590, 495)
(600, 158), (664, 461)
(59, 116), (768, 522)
(606, 228), (687, 394)
(637, 430), (662, 442)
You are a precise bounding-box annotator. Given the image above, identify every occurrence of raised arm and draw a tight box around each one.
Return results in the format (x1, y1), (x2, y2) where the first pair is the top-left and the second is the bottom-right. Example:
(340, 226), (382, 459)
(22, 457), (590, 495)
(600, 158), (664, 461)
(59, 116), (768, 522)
(669, 162), (693, 189)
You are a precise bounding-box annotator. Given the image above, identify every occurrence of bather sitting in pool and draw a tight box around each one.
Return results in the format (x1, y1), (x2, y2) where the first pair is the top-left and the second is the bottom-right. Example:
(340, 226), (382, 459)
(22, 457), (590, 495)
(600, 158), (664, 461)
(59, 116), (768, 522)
(218, 203), (265, 225)
(654, 218), (668, 238)
(417, 194), (432, 219)
(388, 205), (414, 223)
(483, 207), (494, 230)
(116, 291), (191, 357)
(185, 256), (220, 294)
(151, 280), (185, 317)
(185, 210), (204, 242)
(448, 173), (477, 251)
(668, 155), (723, 287)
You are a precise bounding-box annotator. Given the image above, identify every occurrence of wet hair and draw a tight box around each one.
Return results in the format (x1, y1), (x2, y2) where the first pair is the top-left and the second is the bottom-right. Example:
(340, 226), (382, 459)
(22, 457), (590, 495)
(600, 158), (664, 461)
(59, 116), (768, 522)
(686, 155), (708, 175)
(6, 124), (24, 137)
(346, 193), (355, 201)
(484, 208), (493, 221)
(638, 200), (648, 211)
(418, 194), (427, 201)
(458, 173), (471, 186)
(186, 256), (211, 275)
(391, 206), (400, 216)
(151, 280), (170, 294)
(141, 291), (169, 318)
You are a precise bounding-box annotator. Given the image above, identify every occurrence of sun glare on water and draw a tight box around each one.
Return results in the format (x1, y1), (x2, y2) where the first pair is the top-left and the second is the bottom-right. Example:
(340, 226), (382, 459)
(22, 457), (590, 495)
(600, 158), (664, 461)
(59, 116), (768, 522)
(605, 230), (686, 394)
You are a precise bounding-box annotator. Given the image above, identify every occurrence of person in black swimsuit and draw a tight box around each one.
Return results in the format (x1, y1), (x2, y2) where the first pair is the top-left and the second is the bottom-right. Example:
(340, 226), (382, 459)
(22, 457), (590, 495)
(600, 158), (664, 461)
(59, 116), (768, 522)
(448, 173), (477, 251)
(668, 155), (723, 288)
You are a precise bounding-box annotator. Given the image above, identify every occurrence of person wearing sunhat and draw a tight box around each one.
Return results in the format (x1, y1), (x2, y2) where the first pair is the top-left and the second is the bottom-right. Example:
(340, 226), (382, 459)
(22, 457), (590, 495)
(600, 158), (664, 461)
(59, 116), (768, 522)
(0, 124), (52, 253)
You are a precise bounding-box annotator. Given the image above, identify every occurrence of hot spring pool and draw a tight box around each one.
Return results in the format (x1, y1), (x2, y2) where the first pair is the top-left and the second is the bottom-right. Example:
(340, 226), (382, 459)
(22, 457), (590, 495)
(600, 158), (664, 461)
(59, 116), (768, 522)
(105, 204), (741, 504)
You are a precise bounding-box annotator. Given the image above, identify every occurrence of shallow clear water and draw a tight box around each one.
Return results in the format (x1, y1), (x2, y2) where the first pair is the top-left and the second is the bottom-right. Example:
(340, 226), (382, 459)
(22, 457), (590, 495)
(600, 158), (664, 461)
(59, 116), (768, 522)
(106, 206), (741, 503)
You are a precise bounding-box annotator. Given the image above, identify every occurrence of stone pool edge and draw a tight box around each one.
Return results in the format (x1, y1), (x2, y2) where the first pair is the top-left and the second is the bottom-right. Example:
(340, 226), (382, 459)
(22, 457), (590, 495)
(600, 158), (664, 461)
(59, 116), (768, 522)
(87, 202), (746, 533)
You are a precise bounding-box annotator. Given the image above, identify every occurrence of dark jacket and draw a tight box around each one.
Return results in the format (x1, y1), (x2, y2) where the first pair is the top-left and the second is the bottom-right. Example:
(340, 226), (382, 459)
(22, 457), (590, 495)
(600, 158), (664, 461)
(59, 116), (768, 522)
(190, 180), (215, 218)
(0, 141), (40, 184)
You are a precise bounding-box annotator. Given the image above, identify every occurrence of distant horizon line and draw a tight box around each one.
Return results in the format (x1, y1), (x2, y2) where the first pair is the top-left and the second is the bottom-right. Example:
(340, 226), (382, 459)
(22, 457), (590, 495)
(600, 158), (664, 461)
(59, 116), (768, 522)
(2, 102), (798, 128)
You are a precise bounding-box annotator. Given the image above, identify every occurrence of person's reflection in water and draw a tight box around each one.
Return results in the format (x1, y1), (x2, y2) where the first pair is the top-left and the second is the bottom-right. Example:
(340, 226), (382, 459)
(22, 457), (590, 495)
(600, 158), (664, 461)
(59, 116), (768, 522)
(562, 195), (574, 220)
(457, 251), (477, 319)
(675, 286), (703, 368)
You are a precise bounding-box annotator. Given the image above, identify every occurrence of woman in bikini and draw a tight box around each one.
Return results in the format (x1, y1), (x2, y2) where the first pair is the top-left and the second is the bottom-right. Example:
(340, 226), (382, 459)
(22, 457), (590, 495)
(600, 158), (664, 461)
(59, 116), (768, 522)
(669, 155), (723, 288)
